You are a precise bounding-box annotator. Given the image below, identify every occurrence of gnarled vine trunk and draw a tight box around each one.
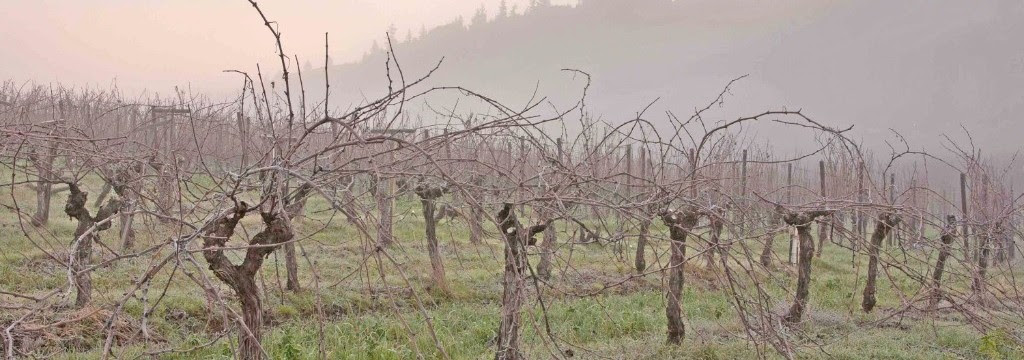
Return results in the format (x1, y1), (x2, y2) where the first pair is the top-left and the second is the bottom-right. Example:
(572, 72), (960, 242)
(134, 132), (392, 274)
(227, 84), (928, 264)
(659, 208), (699, 344)
(30, 147), (56, 227)
(32, 180), (52, 226)
(494, 204), (547, 360)
(283, 182), (313, 292)
(64, 183), (121, 307)
(119, 201), (136, 250)
(973, 225), (991, 298)
(416, 184), (449, 294)
(759, 235), (775, 268)
(106, 162), (140, 250)
(707, 208), (725, 270)
(202, 202), (294, 360)
(815, 217), (831, 258)
(536, 206), (558, 280)
(634, 217), (651, 272)
(468, 199), (485, 245)
(928, 215), (957, 308)
(862, 213), (900, 312)
(780, 208), (832, 324)
(760, 212), (782, 268)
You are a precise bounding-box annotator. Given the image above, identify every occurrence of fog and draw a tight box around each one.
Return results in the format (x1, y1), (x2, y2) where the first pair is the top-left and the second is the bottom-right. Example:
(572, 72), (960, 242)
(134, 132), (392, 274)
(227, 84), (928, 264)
(3, 0), (1022, 157)
(306, 0), (1024, 159)
(0, 0), (563, 95)
(4, 3), (1024, 357)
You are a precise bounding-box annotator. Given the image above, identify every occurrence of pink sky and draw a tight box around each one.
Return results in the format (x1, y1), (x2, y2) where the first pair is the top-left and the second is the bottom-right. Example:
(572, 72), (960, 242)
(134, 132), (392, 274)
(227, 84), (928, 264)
(0, 0), (574, 96)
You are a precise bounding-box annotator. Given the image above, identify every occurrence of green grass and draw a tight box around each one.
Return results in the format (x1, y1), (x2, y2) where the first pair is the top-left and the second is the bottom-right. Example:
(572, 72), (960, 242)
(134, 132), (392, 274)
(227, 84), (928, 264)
(1, 171), (1022, 359)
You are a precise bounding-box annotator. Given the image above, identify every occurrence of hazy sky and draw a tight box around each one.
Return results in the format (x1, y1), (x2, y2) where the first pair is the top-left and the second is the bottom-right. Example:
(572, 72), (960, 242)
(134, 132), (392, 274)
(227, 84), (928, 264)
(0, 0), (574, 96)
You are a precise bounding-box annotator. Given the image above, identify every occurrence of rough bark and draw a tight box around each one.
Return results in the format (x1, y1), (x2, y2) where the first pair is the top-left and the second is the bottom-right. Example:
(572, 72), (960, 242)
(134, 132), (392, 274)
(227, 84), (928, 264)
(119, 201), (136, 250)
(494, 204), (547, 360)
(29, 148), (55, 227)
(151, 159), (177, 220)
(415, 184), (450, 294)
(370, 173), (394, 247)
(468, 176), (485, 244)
(32, 180), (52, 227)
(337, 176), (360, 224)
(634, 218), (651, 272)
(815, 217), (831, 258)
(862, 213), (900, 313)
(282, 242), (300, 292)
(107, 163), (139, 250)
(815, 161), (829, 257)
(237, 273), (263, 359)
(835, 212), (848, 243)
(201, 202), (294, 360)
(469, 205), (485, 244)
(972, 226), (991, 297)
(64, 183), (121, 308)
(659, 208), (699, 344)
(536, 206), (558, 280)
(760, 212), (783, 267)
(283, 182), (313, 292)
(780, 208), (832, 324)
(759, 234), (775, 268)
(285, 182), (313, 220)
(994, 222), (1006, 263)
(928, 215), (957, 308)
(706, 207), (726, 270)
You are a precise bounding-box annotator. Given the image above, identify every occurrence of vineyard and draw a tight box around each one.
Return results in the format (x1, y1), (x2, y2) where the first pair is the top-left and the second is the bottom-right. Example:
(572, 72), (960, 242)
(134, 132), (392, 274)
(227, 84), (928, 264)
(2, 4), (1023, 360)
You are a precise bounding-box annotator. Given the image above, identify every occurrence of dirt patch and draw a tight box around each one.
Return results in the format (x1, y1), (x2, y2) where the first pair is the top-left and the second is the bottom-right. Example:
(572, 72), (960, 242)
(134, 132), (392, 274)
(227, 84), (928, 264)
(556, 268), (661, 296)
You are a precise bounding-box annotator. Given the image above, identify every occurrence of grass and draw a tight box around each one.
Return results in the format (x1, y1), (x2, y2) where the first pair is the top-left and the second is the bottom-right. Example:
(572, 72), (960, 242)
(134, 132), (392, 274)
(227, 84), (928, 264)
(1, 171), (1022, 359)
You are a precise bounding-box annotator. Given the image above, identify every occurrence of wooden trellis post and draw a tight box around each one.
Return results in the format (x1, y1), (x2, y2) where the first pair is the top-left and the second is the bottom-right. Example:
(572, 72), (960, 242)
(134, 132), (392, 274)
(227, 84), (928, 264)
(150, 106), (190, 156)
(519, 136), (527, 214)
(623, 144), (633, 254)
(889, 172), (897, 247)
(369, 128), (417, 247)
(817, 160), (829, 256)
(689, 148), (697, 199)
(625, 144), (633, 195)
(787, 163), (797, 264)
(857, 162), (867, 242)
(536, 138), (563, 279)
(148, 106), (190, 217)
(1010, 184), (1017, 261)
(236, 112), (250, 168)
(960, 173), (970, 261)
(739, 149), (748, 239)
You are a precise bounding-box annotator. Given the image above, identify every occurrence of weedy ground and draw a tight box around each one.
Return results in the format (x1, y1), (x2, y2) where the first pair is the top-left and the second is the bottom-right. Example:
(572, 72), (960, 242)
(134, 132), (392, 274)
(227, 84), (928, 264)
(1, 172), (1022, 359)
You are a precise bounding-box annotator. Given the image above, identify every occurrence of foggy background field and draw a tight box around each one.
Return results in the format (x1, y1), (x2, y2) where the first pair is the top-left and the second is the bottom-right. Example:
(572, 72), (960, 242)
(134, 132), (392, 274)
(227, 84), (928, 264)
(2, 0), (1022, 157)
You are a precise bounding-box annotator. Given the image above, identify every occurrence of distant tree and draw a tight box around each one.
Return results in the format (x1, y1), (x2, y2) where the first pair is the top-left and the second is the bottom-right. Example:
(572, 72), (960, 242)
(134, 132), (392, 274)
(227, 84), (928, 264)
(386, 23), (398, 39)
(499, 0), (509, 18)
(471, 5), (487, 26)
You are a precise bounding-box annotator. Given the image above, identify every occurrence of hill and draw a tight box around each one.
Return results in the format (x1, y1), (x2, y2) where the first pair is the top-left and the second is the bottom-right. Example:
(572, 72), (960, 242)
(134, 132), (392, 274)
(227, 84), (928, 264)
(307, 0), (1024, 156)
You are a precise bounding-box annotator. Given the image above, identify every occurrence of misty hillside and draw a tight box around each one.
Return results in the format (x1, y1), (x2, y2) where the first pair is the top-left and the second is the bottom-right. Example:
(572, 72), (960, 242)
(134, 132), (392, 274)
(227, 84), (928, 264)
(310, 0), (1024, 154)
